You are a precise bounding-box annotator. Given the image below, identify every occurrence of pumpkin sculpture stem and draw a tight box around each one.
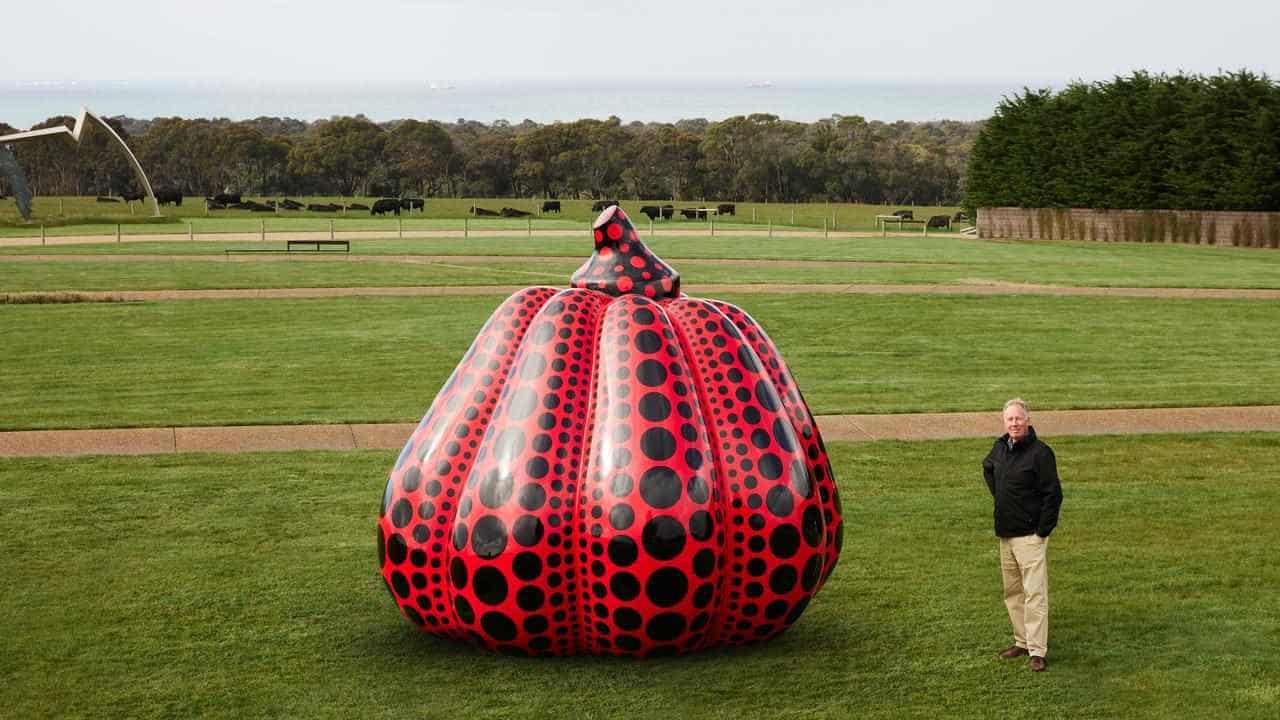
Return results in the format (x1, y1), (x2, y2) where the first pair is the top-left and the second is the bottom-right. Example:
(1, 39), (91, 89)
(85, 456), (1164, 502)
(571, 205), (681, 300)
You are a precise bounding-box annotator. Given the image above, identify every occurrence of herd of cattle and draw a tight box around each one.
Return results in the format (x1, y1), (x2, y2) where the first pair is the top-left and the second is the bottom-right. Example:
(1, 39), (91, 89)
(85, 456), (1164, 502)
(95, 191), (428, 214)
(473, 199), (737, 221)
(76, 195), (967, 225)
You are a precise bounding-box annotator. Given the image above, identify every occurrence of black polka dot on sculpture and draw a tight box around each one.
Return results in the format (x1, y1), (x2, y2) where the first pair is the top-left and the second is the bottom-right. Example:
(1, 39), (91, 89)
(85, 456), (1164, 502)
(769, 524), (801, 559)
(473, 566), (509, 605)
(645, 612), (687, 642)
(517, 585), (545, 611)
(471, 515), (508, 559)
(646, 567), (690, 607)
(642, 516), (687, 560)
(638, 392), (672, 422)
(608, 535), (639, 567)
(513, 552), (542, 581)
(639, 466), (682, 508)
(610, 571), (642, 600)
(481, 611), (518, 642)
(385, 532), (408, 565)
(512, 515), (544, 547)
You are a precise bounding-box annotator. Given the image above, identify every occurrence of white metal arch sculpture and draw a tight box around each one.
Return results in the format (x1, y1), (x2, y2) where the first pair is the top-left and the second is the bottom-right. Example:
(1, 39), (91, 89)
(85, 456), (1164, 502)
(0, 106), (162, 217)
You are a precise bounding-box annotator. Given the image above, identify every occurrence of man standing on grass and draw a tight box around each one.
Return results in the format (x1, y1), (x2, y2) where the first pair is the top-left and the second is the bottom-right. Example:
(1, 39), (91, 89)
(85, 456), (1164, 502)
(982, 398), (1063, 672)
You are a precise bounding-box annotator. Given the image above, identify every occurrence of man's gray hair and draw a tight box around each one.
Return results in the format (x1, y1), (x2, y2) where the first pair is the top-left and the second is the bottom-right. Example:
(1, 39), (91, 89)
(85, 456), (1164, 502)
(1003, 397), (1029, 415)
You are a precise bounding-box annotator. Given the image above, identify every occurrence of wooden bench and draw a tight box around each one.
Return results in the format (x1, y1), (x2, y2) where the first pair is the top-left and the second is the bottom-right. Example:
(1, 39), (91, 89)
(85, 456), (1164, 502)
(224, 239), (350, 256)
(287, 239), (349, 252)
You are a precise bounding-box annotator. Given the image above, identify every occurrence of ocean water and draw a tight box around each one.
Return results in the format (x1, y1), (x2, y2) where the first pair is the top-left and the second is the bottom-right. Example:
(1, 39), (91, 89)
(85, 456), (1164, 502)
(2, 79), (1027, 128)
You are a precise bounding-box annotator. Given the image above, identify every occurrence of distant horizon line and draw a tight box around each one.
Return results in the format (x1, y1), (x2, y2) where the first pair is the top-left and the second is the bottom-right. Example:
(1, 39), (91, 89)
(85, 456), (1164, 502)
(7, 76), (1071, 89)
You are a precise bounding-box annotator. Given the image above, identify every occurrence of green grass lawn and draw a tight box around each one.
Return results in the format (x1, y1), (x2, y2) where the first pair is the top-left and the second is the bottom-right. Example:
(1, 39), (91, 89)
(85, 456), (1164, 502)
(2, 434), (1276, 719)
(4, 234), (1279, 289)
(1, 293), (1276, 430)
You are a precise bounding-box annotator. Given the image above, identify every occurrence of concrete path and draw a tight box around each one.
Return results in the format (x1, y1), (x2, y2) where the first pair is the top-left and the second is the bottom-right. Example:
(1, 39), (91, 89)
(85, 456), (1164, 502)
(3, 405), (1278, 458)
(10, 282), (1280, 302)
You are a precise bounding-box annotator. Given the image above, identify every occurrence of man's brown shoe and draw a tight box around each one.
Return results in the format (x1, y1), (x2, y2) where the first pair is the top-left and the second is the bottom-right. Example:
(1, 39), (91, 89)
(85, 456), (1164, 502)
(1030, 656), (1047, 672)
(999, 646), (1029, 659)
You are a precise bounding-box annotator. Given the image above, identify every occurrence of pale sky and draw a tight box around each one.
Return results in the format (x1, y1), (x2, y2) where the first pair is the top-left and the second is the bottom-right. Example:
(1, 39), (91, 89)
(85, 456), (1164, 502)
(2, 0), (1276, 86)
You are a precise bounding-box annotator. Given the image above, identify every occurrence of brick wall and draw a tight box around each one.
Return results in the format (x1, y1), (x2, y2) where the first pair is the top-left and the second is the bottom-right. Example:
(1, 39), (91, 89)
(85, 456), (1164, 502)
(977, 207), (1280, 249)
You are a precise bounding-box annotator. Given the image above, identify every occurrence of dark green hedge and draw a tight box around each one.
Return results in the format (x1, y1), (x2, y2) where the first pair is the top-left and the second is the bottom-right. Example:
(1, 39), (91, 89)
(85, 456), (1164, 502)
(965, 71), (1280, 212)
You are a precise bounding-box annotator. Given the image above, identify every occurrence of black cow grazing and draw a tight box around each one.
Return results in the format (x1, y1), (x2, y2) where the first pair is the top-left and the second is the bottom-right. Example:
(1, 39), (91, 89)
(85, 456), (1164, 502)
(661, 205), (674, 220)
(347, 203), (369, 211)
(952, 211), (969, 222)
(638, 205), (661, 220)
(121, 190), (144, 202)
(471, 206), (499, 217)
(500, 207), (531, 217)
(892, 209), (913, 219)
(400, 198), (425, 211)
(541, 200), (561, 213)
(717, 203), (736, 216)
(155, 188), (183, 206)
(280, 198), (305, 210)
(308, 203), (340, 212)
(591, 200), (619, 212)
(371, 198), (401, 216)
(926, 214), (951, 230)
(213, 192), (242, 205)
(95, 196), (120, 203)
(680, 208), (707, 220)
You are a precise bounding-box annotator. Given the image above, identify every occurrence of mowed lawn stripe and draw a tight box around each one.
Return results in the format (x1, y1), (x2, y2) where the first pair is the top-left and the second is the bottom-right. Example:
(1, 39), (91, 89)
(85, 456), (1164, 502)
(1, 293), (1277, 430)
(11, 259), (1280, 293)
(4, 234), (1280, 288)
(1, 434), (1276, 719)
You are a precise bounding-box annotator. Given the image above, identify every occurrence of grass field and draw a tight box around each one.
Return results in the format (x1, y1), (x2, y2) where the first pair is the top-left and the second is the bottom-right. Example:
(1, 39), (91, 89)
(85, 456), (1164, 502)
(1, 292), (1276, 430)
(0, 194), (962, 230)
(5, 234), (1280, 290)
(4, 200), (1278, 719)
(2, 434), (1276, 719)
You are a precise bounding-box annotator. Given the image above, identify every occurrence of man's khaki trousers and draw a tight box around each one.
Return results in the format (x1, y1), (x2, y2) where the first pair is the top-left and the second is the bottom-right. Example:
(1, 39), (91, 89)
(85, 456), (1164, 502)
(999, 534), (1049, 657)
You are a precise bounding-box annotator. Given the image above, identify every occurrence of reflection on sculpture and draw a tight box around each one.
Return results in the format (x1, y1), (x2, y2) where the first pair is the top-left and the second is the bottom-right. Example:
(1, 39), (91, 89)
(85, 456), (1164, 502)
(0, 107), (161, 218)
(377, 205), (844, 656)
(0, 145), (33, 220)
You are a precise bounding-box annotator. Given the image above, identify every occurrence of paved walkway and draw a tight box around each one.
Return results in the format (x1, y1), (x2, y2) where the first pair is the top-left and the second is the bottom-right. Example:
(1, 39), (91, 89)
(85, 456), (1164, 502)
(3, 405), (1277, 458)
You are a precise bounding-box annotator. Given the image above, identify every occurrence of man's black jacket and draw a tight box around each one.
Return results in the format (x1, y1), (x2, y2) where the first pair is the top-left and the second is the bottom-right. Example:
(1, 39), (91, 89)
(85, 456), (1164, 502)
(982, 427), (1063, 538)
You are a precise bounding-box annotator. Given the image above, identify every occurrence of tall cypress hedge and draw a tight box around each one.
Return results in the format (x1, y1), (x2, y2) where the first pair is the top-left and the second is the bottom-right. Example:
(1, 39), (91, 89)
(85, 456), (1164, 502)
(965, 71), (1280, 212)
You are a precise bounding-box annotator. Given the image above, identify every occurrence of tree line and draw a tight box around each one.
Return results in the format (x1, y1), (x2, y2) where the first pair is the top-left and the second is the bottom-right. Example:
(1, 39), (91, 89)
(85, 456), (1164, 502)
(965, 70), (1280, 212)
(1, 112), (981, 205)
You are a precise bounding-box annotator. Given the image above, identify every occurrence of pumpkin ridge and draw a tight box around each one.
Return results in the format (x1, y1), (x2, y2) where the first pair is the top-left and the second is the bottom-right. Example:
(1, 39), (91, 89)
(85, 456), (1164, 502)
(447, 287), (609, 653)
(436, 289), (559, 642)
(379, 286), (560, 638)
(664, 296), (828, 645)
(566, 290), (611, 655)
(662, 298), (736, 649)
(710, 301), (843, 589)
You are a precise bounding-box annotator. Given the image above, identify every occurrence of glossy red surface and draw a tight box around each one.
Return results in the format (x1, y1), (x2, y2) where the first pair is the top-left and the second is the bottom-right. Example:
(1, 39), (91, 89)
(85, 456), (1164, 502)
(377, 207), (842, 656)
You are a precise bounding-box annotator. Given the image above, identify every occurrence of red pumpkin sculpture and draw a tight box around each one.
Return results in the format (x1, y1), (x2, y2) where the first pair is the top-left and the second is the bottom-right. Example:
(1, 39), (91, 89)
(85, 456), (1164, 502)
(378, 206), (842, 656)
